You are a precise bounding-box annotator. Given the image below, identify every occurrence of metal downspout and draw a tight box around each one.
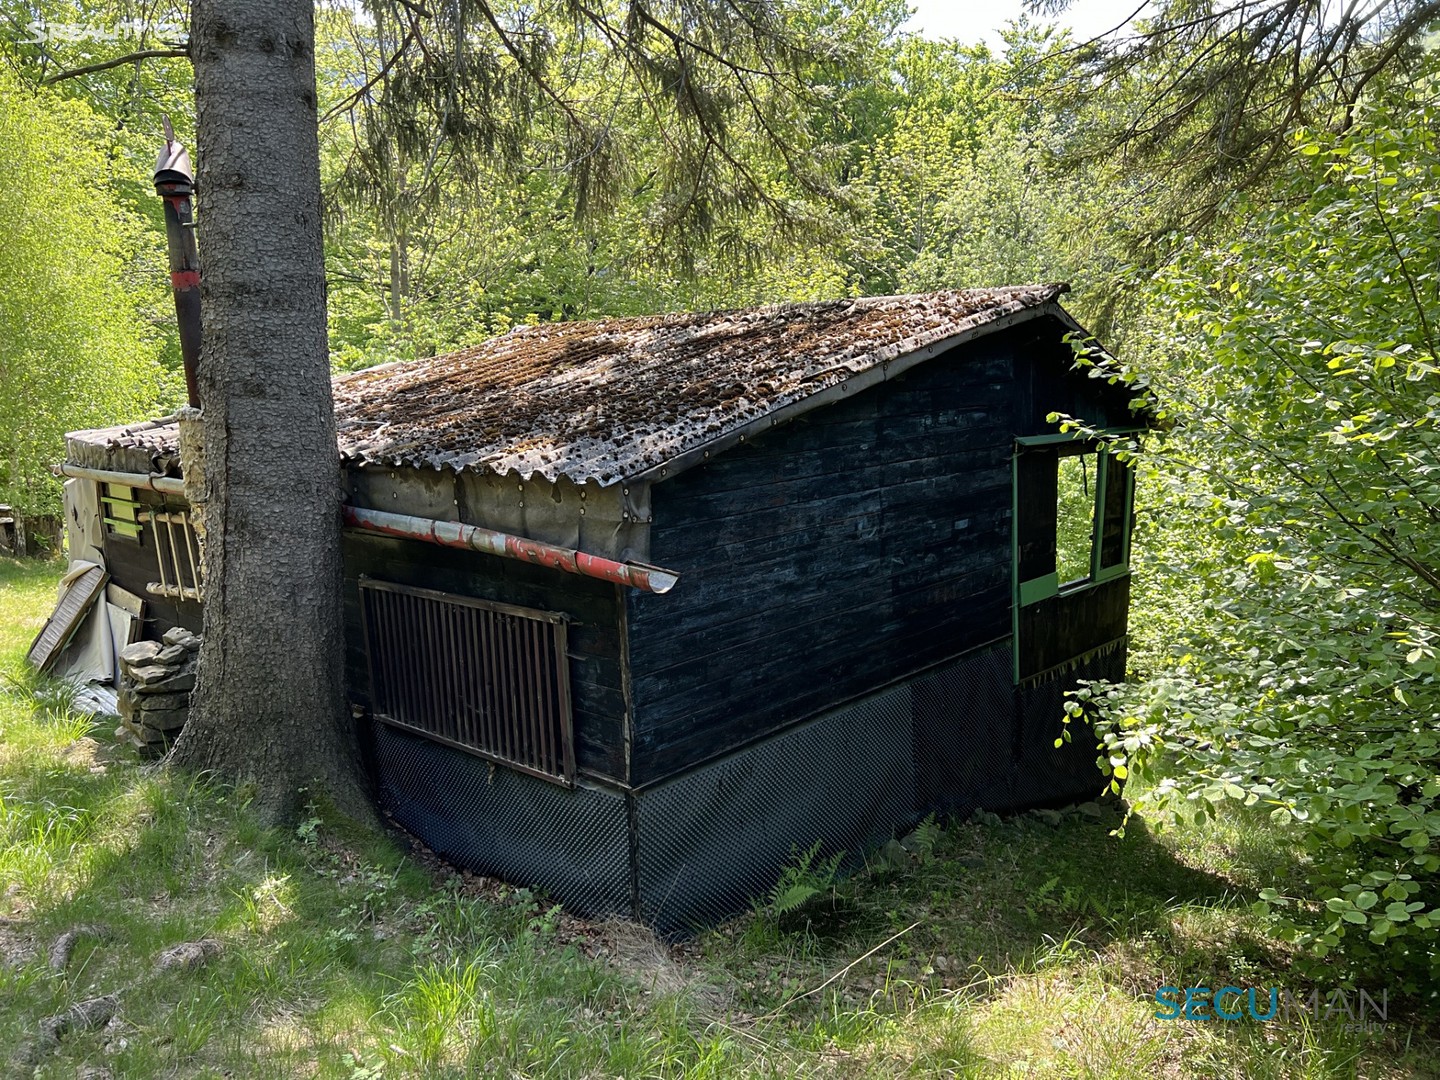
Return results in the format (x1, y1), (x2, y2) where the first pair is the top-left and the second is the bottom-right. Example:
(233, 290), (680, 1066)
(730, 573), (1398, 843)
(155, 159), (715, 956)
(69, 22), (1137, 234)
(343, 505), (679, 594)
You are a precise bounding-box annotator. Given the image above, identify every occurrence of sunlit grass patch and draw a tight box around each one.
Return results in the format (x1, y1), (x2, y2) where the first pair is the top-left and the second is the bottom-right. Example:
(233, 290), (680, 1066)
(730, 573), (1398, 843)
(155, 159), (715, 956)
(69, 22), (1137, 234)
(965, 970), (1173, 1078)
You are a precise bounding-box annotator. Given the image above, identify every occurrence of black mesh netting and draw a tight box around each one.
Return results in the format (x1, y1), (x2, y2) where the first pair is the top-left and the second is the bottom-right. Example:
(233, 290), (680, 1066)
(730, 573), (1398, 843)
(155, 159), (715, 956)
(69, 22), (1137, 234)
(372, 721), (633, 915)
(633, 687), (916, 934)
(369, 638), (1124, 935)
(1011, 639), (1126, 808)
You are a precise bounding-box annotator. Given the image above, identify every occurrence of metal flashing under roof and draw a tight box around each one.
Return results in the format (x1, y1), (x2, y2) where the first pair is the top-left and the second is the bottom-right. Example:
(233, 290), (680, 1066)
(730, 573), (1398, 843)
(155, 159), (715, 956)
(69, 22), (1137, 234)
(66, 285), (1072, 487)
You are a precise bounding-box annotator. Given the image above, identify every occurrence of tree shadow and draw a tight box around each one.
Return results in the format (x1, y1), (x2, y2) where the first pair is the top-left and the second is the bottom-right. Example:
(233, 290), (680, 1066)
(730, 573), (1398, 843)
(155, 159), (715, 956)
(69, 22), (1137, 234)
(747, 805), (1303, 1003)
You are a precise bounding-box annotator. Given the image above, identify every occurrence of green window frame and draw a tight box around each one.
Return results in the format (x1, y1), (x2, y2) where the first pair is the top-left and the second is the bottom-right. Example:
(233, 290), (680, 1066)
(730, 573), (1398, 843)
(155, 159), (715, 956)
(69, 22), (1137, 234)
(100, 483), (144, 540)
(1012, 435), (1135, 608)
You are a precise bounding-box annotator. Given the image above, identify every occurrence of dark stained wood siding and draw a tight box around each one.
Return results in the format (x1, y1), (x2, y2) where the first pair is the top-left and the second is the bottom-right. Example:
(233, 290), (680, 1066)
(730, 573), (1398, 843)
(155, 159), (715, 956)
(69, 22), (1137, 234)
(342, 531), (628, 783)
(1012, 322), (1145, 437)
(1010, 318), (1142, 681)
(625, 337), (1019, 785)
(1016, 576), (1130, 681)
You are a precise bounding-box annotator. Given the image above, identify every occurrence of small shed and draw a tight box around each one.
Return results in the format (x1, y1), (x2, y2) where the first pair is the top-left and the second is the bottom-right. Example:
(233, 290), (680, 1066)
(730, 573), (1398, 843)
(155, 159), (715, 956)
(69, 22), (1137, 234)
(64, 284), (1149, 932)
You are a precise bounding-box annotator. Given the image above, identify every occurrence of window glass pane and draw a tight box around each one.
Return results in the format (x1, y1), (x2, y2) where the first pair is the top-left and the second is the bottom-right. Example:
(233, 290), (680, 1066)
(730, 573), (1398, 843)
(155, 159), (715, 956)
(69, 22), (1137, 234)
(1056, 453), (1096, 585)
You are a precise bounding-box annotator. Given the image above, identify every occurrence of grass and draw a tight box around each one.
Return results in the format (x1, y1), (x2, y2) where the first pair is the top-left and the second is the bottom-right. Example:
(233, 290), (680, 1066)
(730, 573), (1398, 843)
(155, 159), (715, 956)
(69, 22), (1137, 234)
(0, 554), (1436, 1078)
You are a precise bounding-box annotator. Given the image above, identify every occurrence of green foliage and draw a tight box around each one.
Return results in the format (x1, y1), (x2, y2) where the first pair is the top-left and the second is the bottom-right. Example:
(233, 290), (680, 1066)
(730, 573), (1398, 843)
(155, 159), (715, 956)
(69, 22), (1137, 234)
(762, 841), (843, 919)
(0, 70), (171, 517)
(311, 0), (889, 367)
(316, 16), (1149, 368)
(1055, 452), (1097, 585)
(1071, 71), (1440, 984)
(1055, 0), (1440, 248)
(10, 0), (1440, 1017)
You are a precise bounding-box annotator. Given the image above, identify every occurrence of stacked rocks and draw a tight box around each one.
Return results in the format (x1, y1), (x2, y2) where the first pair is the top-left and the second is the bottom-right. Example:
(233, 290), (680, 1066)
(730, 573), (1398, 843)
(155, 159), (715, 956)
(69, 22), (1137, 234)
(115, 628), (200, 756)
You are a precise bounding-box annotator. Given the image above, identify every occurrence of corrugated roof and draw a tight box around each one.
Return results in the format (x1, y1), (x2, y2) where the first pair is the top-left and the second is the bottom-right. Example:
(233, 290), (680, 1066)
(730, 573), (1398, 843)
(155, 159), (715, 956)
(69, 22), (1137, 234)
(334, 285), (1067, 484)
(69, 285), (1070, 485)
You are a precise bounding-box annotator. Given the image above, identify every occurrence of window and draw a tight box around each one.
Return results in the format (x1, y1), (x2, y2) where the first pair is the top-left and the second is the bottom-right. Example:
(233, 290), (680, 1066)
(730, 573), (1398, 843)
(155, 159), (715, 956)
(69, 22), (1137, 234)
(1097, 452), (1134, 574)
(359, 578), (575, 786)
(1056, 453), (1097, 586)
(146, 509), (204, 601)
(100, 484), (143, 539)
(1015, 440), (1133, 606)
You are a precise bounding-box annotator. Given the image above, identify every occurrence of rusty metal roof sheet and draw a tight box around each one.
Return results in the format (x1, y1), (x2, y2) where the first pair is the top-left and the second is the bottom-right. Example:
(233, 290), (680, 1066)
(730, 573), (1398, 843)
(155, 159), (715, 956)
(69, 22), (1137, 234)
(69, 285), (1070, 485)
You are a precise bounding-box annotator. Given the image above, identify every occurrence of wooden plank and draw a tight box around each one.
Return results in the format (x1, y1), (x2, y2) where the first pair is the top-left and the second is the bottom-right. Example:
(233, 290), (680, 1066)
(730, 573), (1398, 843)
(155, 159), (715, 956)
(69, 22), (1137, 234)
(1017, 575), (1131, 681)
(631, 552), (1010, 667)
(632, 598), (1012, 782)
(650, 448), (1007, 526)
(1013, 326), (1144, 437)
(633, 581), (1010, 711)
(27, 565), (108, 673)
(684, 413), (1012, 495)
(651, 460), (1009, 559)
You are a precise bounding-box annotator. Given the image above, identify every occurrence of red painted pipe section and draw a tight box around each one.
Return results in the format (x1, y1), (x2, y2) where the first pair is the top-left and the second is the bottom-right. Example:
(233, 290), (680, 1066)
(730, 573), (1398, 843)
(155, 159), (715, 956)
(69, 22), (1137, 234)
(341, 504), (679, 595)
(154, 118), (202, 409)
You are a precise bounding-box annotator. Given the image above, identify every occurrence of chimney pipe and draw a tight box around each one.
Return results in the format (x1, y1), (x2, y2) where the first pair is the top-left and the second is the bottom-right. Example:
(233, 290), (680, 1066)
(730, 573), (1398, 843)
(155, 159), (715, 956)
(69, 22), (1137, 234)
(154, 117), (202, 409)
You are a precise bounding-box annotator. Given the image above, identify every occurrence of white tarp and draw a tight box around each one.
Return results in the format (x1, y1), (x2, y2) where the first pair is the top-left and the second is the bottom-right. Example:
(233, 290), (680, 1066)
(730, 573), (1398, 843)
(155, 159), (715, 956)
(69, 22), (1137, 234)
(50, 482), (130, 714)
(63, 477), (105, 566)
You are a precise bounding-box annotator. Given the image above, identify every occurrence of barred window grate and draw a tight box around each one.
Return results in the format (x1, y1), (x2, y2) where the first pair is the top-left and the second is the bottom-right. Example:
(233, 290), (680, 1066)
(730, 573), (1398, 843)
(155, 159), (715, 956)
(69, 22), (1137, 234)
(359, 578), (575, 786)
(146, 509), (203, 601)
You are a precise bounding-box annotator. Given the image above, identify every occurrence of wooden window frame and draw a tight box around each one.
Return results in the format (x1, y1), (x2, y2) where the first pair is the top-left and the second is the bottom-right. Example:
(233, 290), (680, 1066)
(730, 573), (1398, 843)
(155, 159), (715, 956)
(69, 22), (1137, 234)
(1011, 431), (1140, 682)
(1012, 433), (1137, 608)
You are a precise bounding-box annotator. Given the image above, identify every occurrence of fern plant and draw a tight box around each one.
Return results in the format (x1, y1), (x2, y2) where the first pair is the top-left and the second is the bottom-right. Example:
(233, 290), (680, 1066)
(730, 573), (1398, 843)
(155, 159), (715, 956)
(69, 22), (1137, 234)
(764, 841), (843, 919)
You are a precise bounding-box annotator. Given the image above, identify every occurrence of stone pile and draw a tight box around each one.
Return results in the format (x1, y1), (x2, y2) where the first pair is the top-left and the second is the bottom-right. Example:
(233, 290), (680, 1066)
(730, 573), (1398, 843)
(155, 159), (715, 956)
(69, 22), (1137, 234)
(115, 628), (200, 756)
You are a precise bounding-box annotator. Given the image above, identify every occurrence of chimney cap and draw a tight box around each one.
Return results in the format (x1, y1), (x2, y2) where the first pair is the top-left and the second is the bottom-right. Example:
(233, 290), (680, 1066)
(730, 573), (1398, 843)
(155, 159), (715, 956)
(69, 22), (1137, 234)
(154, 117), (194, 193)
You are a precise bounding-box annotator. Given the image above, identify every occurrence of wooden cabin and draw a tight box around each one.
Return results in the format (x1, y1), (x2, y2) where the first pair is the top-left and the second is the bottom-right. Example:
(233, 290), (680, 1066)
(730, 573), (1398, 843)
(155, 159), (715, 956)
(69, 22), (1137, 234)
(63, 285), (1149, 933)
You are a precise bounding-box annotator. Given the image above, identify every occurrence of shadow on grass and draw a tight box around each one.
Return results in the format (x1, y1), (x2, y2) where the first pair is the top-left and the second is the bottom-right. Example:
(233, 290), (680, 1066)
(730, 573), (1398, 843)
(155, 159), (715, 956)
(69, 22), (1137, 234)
(3, 719), (1433, 1080)
(0, 713), (657, 1077)
(728, 805), (1302, 1010)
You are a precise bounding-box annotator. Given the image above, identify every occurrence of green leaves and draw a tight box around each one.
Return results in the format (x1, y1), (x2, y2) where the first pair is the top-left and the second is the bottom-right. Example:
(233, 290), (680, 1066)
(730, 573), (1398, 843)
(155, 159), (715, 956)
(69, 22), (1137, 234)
(0, 70), (170, 517)
(1072, 66), (1440, 984)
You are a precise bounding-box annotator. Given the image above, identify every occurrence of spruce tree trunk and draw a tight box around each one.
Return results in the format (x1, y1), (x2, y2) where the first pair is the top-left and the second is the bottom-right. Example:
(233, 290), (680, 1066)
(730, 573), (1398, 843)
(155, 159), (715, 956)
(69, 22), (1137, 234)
(170, 0), (370, 824)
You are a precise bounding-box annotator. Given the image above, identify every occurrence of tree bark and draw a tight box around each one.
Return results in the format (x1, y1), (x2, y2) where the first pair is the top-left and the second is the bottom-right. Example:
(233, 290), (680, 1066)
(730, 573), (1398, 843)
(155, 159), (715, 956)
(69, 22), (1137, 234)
(169, 0), (370, 824)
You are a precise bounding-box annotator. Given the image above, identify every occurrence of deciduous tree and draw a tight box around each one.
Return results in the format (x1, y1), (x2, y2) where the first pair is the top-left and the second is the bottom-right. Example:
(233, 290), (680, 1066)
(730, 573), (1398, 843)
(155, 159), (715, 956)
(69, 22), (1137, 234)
(0, 69), (167, 531)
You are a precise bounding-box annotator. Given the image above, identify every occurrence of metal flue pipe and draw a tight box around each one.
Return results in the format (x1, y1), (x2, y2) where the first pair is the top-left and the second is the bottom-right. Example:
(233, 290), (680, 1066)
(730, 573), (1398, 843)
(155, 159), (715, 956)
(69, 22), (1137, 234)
(58, 463), (186, 496)
(342, 505), (680, 594)
(154, 117), (202, 408)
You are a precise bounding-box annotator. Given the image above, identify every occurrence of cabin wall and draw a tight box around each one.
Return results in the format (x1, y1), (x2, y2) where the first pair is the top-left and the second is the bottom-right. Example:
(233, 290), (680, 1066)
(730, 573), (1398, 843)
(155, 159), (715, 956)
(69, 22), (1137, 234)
(1012, 324), (1144, 435)
(625, 334), (1022, 786)
(99, 486), (202, 638)
(1010, 321), (1141, 685)
(341, 465), (638, 785)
